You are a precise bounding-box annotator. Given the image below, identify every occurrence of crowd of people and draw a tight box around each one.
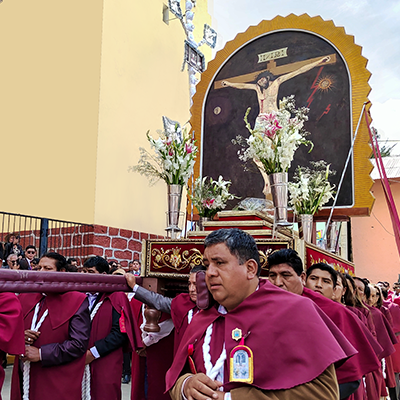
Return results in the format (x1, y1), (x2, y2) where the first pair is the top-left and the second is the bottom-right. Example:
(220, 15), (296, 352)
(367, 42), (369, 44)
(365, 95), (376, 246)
(1, 228), (400, 400)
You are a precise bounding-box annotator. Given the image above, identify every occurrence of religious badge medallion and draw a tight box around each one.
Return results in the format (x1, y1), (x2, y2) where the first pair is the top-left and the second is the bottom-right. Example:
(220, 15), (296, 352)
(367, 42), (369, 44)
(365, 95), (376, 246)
(229, 337), (253, 383)
(232, 328), (242, 341)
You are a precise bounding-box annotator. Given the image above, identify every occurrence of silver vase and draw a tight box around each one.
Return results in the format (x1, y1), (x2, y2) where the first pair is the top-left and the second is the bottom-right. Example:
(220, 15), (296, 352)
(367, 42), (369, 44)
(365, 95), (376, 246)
(299, 214), (313, 243)
(326, 221), (341, 253)
(269, 172), (291, 226)
(198, 216), (211, 231)
(166, 184), (183, 237)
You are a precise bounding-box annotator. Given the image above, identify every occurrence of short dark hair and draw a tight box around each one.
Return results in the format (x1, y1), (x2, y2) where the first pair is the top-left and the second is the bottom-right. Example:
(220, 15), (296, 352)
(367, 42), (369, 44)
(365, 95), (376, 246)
(25, 245), (37, 252)
(306, 263), (337, 287)
(19, 258), (29, 270)
(190, 265), (206, 274)
(41, 252), (67, 272)
(67, 258), (77, 264)
(109, 266), (118, 275)
(267, 248), (303, 276)
(84, 256), (110, 274)
(67, 264), (78, 272)
(133, 259), (141, 265)
(204, 229), (261, 276)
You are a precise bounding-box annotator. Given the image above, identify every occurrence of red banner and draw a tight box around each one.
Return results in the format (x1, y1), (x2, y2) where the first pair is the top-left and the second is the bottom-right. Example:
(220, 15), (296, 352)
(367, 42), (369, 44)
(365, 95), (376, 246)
(306, 244), (355, 275)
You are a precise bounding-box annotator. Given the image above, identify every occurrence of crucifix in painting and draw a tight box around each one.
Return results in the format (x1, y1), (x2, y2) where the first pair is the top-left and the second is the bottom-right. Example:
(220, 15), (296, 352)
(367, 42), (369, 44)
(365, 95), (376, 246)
(219, 55), (334, 114)
(215, 55), (335, 196)
(200, 30), (352, 208)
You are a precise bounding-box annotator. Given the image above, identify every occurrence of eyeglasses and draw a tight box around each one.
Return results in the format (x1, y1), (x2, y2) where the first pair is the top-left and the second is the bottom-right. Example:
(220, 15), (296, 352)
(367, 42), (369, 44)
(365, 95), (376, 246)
(26, 251), (36, 254)
(10, 261), (18, 265)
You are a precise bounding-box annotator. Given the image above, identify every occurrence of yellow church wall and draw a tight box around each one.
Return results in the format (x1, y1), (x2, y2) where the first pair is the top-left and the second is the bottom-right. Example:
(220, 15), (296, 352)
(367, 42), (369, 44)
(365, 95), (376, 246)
(0, 0), (103, 223)
(0, 0), (212, 235)
(94, 0), (212, 234)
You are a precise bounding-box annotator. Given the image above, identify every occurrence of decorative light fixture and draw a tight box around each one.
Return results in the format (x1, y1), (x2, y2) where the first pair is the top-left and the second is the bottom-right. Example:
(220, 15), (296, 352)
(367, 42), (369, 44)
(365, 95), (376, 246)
(184, 41), (205, 73)
(168, 0), (183, 20)
(202, 24), (217, 49)
(164, 0), (217, 100)
(162, 116), (182, 142)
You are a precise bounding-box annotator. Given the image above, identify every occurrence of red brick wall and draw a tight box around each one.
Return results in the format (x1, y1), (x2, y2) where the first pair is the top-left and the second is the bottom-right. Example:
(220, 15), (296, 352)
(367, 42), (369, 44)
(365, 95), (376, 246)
(85, 225), (165, 267)
(2, 224), (165, 267)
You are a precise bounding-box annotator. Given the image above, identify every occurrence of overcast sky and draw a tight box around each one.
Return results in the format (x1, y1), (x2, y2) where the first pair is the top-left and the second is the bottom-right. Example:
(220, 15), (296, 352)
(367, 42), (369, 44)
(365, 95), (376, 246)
(211, 0), (400, 153)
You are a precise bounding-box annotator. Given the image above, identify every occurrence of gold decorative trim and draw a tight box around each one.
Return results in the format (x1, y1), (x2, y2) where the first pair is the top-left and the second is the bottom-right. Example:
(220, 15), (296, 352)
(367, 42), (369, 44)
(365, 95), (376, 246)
(190, 14), (374, 216)
(305, 241), (355, 268)
(142, 238), (293, 277)
(201, 220), (271, 227)
(151, 247), (203, 271)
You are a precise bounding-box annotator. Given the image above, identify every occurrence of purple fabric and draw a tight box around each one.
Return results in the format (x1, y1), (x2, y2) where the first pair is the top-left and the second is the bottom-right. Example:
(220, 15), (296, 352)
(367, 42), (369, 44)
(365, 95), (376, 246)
(0, 293), (24, 355)
(302, 288), (381, 383)
(41, 299), (90, 366)
(166, 280), (356, 392)
(0, 269), (130, 293)
(11, 292), (90, 400)
(366, 304), (397, 358)
(383, 300), (400, 333)
(170, 293), (197, 353)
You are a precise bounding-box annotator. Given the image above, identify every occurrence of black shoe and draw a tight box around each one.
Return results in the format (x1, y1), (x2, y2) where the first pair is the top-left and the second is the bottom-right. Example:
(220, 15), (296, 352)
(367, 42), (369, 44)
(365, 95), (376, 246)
(122, 375), (130, 384)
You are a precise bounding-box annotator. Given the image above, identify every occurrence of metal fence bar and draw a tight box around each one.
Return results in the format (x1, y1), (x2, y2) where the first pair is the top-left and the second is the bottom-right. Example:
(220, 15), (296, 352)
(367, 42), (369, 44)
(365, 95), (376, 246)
(0, 211), (93, 265)
(39, 218), (49, 257)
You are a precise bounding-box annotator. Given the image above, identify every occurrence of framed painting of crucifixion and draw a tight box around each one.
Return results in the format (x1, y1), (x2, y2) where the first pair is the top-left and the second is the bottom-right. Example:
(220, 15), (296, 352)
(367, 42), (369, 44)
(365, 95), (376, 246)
(189, 14), (374, 218)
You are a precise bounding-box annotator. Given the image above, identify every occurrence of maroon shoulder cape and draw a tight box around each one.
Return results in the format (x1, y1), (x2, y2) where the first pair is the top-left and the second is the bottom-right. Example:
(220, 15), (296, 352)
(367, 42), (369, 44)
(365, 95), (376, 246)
(11, 292), (87, 400)
(89, 292), (141, 400)
(377, 304), (397, 388)
(170, 293), (197, 353)
(366, 304), (397, 358)
(130, 298), (173, 400)
(0, 293), (24, 354)
(383, 300), (400, 333)
(166, 280), (356, 392)
(384, 300), (400, 372)
(302, 288), (381, 383)
(130, 298), (146, 400)
(0, 293), (24, 399)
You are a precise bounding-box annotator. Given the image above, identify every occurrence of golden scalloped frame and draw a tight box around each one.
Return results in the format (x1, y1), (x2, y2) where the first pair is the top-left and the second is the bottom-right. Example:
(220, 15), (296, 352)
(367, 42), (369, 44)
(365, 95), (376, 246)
(189, 13), (374, 217)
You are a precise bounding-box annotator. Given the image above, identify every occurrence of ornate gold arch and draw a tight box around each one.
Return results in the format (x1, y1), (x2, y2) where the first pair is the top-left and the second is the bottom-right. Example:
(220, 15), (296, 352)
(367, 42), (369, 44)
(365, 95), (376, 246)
(189, 14), (374, 217)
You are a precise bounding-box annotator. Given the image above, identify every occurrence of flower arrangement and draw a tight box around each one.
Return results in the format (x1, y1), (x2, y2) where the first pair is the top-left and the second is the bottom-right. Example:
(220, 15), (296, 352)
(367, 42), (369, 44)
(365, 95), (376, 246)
(130, 124), (198, 186)
(233, 95), (313, 175)
(191, 176), (238, 219)
(288, 161), (336, 215)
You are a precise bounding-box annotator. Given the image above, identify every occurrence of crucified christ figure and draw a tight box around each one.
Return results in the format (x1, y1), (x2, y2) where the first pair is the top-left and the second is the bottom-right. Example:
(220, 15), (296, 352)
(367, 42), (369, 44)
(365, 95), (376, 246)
(221, 56), (330, 199)
(221, 56), (330, 115)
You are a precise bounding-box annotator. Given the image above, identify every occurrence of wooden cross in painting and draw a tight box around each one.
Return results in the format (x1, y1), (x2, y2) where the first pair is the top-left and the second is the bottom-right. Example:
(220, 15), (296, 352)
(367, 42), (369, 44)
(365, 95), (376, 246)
(211, 53), (336, 197)
(214, 53), (336, 114)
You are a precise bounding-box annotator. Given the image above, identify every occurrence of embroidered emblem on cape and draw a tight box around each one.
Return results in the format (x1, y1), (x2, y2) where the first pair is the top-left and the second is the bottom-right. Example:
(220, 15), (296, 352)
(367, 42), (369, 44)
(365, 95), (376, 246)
(231, 328), (242, 341)
(229, 337), (253, 383)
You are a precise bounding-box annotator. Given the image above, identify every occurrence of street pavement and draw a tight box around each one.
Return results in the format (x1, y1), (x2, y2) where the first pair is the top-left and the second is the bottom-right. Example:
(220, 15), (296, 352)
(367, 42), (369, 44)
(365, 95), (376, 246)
(1, 364), (131, 399)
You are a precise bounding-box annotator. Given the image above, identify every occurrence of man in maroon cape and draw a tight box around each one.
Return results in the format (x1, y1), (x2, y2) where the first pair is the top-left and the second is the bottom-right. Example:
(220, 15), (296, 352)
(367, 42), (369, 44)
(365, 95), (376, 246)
(381, 285), (400, 399)
(11, 252), (90, 400)
(83, 256), (141, 400)
(355, 277), (397, 399)
(167, 229), (356, 400)
(268, 250), (382, 400)
(129, 296), (174, 400)
(0, 293), (24, 399)
(125, 264), (204, 353)
(125, 265), (205, 400)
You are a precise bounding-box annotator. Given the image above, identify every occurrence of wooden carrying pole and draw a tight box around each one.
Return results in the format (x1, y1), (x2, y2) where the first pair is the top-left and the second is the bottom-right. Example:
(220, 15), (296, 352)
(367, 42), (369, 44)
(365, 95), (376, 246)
(0, 270), (132, 293)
